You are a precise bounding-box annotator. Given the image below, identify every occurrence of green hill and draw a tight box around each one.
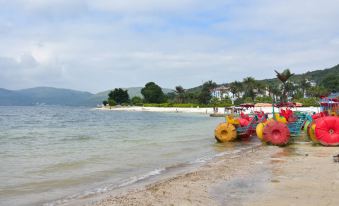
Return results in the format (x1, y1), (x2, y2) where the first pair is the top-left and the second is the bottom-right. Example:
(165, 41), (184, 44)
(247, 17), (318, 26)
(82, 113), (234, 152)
(0, 87), (174, 106)
(258, 64), (339, 85)
(187, 64), (339, 93)
(0, 88), (34, 106)
(1, 64), (336, 106)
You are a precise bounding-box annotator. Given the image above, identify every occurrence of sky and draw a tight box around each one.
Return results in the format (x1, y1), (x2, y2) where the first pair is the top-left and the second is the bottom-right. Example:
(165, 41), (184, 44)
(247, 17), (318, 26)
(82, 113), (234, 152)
(0, 0), (338, 93)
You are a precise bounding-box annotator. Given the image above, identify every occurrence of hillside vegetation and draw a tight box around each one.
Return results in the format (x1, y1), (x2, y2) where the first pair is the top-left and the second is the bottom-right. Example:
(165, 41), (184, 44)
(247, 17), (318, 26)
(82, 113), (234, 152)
(0, 64), (337, 106)
(188, 64), (339, 93)
(0, 87), (173, 106)
(259, 64), (339, 85)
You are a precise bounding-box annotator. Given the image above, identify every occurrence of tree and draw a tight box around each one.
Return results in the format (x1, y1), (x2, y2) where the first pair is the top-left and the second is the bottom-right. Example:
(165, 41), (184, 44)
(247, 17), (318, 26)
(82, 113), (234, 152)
(284, 81), (296, 101)
(299, 77), (311, 98)
(292, 90), (304, 100)
(175, 86), (186, 103)
(229, 81), (243, 99)
(131, 96), (143, 105)
(210, 97), (220, 106)
(267, 82), (281, 101)
(243, 97), (253, 103)
(166, 92), (176, 103)
(175, 86), (185, 94)
(102, 100), (108, 106)
(321, 74), (339, 92)
(293, 97), (319, 107)
(307, 86), (329, 97)
(108, 88), (130, 105)
(242, 77), (257, 101)
(204, 80), (217, 90)
(255, 96), (272, 103)
(255, 81), (267, 96)
(275, 69), (294, 103)
(185, 92), (199, 104)
(141, 82), (166, 103)
(108, 99), (116, 106)
(198, 81), (217, 104)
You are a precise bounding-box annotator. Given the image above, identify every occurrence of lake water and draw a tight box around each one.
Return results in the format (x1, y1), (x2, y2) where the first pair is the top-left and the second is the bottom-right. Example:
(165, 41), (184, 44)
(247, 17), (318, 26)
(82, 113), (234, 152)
(0, 106), (259, 206)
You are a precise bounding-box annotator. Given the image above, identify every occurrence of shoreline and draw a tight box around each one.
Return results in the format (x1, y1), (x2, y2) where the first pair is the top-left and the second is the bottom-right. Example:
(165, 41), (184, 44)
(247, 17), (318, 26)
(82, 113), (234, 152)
(56, 141), (263, 206)
(91, 143), (339, 206)
(95, 106), (320, 115)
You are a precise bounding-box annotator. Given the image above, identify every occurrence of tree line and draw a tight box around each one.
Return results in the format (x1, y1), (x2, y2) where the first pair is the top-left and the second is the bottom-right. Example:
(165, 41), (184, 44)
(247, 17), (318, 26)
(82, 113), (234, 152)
(103, 82), (167, 106)
(103, 69), (338, 107)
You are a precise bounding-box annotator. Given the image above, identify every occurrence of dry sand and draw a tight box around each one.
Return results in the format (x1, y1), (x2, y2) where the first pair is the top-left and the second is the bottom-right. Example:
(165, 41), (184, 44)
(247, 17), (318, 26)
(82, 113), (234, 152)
(94, 143), (339, 206)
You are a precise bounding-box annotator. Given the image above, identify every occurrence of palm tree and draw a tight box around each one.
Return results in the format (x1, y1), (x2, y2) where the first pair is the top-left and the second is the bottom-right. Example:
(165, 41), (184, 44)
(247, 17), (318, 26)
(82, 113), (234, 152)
(275, 69), (294, 103)
(205, 80), (217, 90)
(299, 77), (311, 98)
(198, 81), (217, 105)
(175, 86), (185, 103)
(284, 81), (296, 101)
(243, 77), (257, 101)
(229, 81), (243, 99)
(255, 81), (267, 96)
(268, 82), (281, 102)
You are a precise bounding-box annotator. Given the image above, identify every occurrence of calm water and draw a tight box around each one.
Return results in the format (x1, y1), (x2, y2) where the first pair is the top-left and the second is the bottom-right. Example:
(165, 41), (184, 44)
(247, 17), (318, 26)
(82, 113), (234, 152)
(0, 106), (258, 206)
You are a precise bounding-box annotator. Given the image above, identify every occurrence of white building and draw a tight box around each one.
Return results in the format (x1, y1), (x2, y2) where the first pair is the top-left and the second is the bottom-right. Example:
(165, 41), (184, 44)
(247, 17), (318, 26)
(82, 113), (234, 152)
(211, 85), (270, 101)
(309, 80), (316, 87)
(211, 86), (231, 100)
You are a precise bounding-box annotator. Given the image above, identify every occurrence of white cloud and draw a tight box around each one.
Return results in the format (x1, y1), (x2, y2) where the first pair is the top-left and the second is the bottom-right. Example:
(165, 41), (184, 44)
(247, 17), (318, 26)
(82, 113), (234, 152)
(88, 0), (195, 13)
(2, 0), (227, 15)
(215, 0), (339, 36)
(0, 0), (338, 92)
(0, 54), (67, 89)
(1, 0), (83, 11)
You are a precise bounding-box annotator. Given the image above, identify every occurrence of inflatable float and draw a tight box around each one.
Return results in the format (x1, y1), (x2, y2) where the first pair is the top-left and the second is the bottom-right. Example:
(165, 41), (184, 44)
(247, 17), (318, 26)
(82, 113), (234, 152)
(215, 123), (237, 142)
(308, 122), (319, 143)
(263, 121), (290, 146)
(214, 111), (267, 142)
(256, 122), (265, 141)
(303, 120), (311, 133)
(315, 116), (339, 146)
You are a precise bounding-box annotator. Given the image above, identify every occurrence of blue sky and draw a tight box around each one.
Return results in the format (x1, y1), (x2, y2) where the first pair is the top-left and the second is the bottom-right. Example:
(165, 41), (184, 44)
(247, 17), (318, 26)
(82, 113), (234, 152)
(0, 0), (338, 93)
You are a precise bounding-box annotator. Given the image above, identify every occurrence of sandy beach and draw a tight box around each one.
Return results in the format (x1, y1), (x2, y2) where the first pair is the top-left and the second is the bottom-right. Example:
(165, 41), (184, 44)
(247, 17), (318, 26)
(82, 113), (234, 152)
(96, 106), (320, 115)
(94, 143), (339, 206)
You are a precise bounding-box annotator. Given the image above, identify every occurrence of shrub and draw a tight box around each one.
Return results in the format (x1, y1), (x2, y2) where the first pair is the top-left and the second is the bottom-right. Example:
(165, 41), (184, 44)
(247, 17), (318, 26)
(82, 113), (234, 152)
(293, 97), (319, 107)
(108, 99), (116, 106)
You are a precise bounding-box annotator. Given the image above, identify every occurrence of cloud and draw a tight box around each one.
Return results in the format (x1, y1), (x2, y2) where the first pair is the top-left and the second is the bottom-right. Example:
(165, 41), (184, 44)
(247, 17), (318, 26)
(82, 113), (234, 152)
(0, 0), (338, 92)
(2, 0), (228, 16)
(0, 54), (67, 89)
(88, 0), (196, 13)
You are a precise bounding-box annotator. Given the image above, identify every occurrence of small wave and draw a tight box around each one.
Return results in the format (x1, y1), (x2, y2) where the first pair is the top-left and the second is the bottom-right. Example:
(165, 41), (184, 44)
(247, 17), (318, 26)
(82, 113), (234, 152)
(164, 162), (189, 171)
(43, 168), (166, 206)
(60, 135), (92, 142)
(118, 168), (165, 187)
(189, 156), (213, 164)
(191, 143), (261, 164)
(0, 113), (20, 117)
(43, 143), (262, 206)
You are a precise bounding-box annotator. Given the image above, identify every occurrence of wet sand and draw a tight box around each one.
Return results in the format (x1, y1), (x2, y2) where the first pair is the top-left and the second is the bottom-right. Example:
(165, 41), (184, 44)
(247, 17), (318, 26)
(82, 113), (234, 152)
(94, 143), (339, 206)
(246, 144), (339, 206)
